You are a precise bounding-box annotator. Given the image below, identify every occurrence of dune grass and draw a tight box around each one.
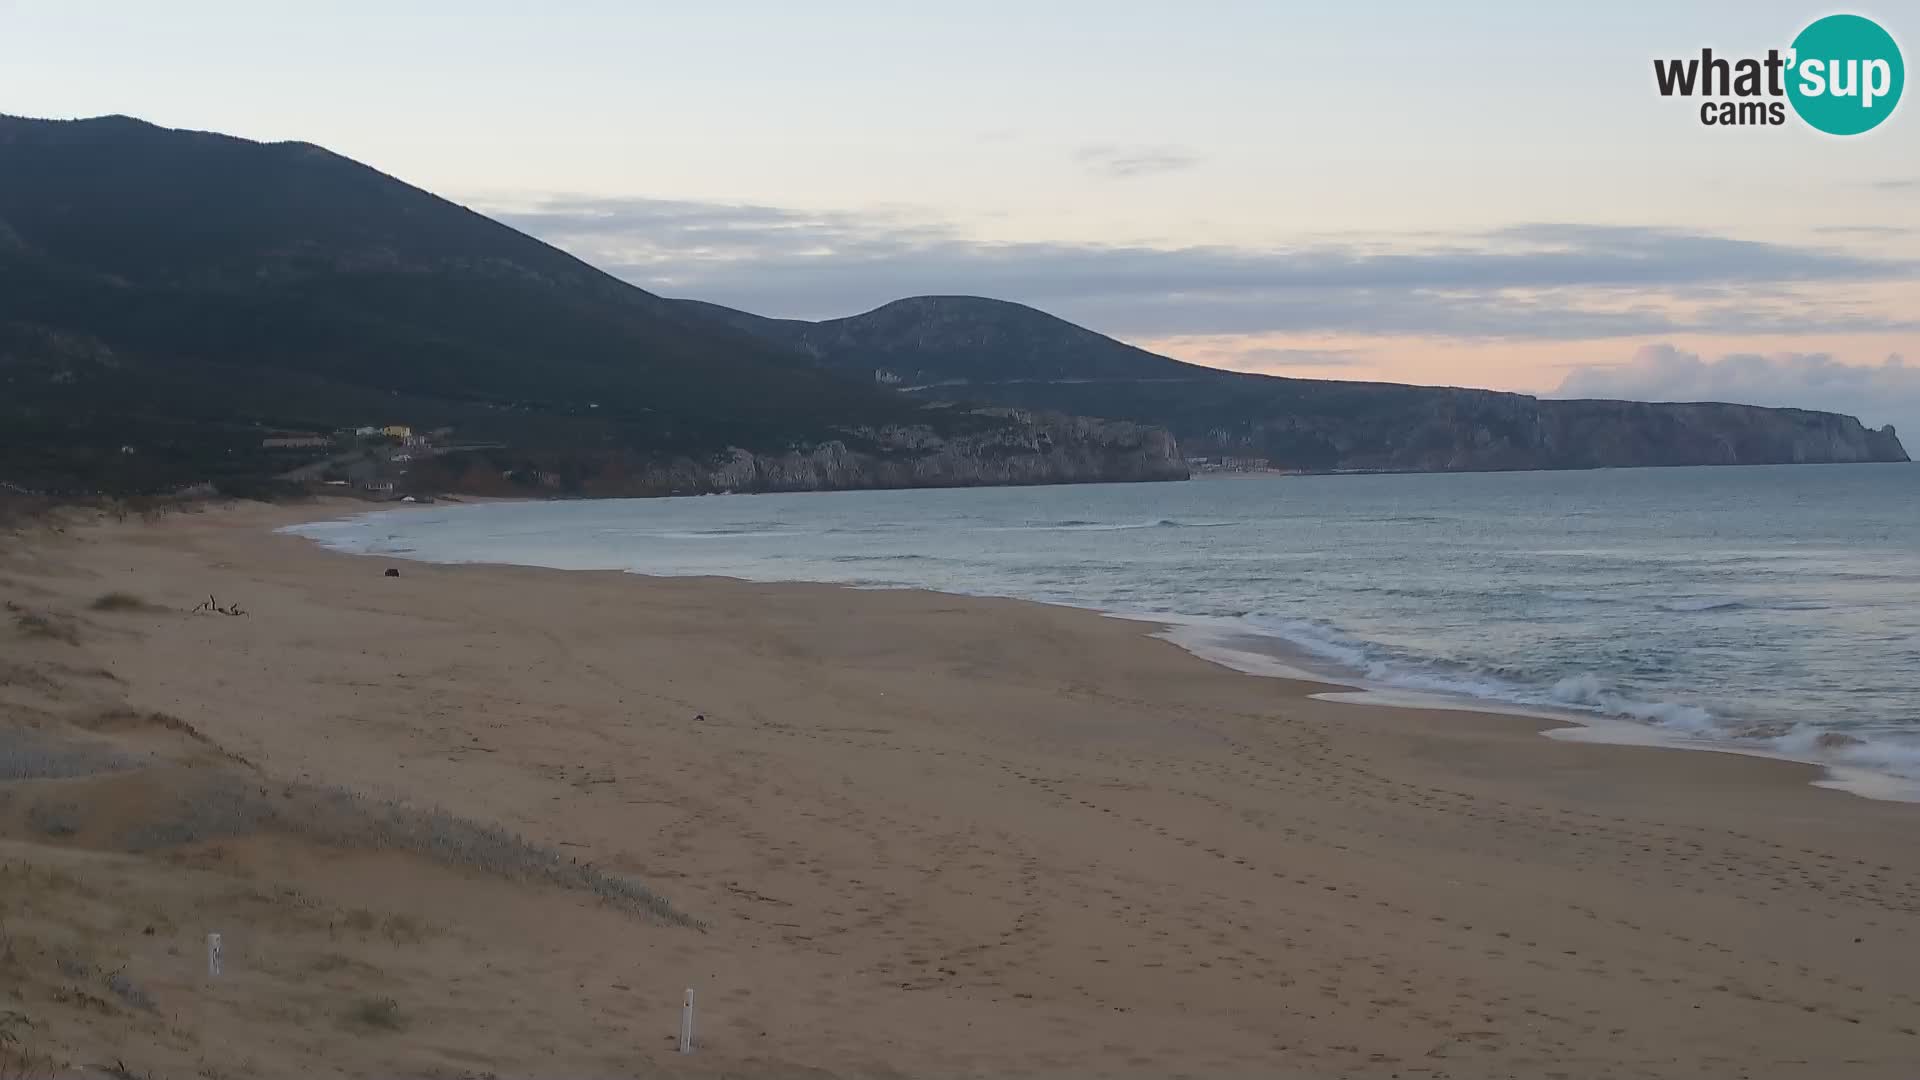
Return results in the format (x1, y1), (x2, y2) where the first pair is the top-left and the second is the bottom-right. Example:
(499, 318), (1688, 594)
(25, 802), (81, 839)
(0, 731), (140, 782)
(111, 774), (697, 927)
(104, 970), (157, 1013)
(2, 720), (693, 926)
(0, 662), (58, 694)
(8, 611), (78, 646)
(344, 995), (405, 1031)
(88, 592), (161, 614)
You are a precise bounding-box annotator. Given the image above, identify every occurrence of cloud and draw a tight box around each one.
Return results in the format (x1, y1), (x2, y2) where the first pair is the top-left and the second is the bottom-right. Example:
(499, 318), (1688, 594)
(1812, 224), (1913, 238)
(487, 195), (1920, 341)
(1072, 143), (1202, 178)
(1554, 346), (1919, 438)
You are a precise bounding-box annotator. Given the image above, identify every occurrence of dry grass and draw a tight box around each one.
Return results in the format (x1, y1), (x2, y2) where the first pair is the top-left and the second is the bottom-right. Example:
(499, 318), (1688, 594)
(117, 777), (271, 851)
(8, 611), (78, 647)
(0, 1041), (55, 1080)
(47, 986), (112, 1014)
(80, 709), (251, 768)
(24, 802), (80, 839)
(308, 790), (696, 927)
(88, 593), (162, 614)
(101, 773), (695, 926)
(0, 731), (140, 782)
(103, 970), (156, 1013)
(337, 910), (427, 944)
(0, 662), (57, 695)
(343, 995), (405, 1031)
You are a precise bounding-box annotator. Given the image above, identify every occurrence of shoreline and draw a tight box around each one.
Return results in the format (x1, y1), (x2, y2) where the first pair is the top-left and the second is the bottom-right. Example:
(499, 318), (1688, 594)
(285, 497), (1919, 804)
(10, 497), (1920, 1077)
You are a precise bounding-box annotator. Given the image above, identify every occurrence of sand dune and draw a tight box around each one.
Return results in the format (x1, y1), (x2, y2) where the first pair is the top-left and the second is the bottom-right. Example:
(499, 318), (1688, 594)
(3, 500), (1919, 1078)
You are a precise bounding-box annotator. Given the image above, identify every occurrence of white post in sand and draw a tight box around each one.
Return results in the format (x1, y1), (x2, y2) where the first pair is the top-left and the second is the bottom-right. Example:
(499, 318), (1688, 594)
(207, 932), (223, 977)
(679, 988), (695, 1053)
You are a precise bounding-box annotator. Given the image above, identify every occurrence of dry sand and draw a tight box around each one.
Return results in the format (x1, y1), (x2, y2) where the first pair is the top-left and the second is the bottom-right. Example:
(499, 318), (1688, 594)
(4, 498), (1920, 1078)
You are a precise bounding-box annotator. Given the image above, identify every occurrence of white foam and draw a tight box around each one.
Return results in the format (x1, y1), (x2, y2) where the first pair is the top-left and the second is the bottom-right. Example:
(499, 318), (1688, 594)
(1310, 689), (1574, 723)
(1127, 612), (1920, 804)
(1142, 621), (1331, 683)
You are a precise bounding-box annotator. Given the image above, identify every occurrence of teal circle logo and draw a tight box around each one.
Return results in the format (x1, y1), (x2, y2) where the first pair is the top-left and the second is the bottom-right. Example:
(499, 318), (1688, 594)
(1787, 14), (1904, 135)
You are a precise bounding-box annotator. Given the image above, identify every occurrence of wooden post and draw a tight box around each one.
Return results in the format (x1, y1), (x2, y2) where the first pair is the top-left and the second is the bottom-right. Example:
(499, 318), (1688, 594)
(207, 932), (223, 977)
(679, 988), (695, 1053)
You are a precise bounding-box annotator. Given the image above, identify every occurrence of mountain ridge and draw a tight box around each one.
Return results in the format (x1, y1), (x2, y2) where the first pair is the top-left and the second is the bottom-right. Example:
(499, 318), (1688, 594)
(2, 113), (1902, 498)
(670, 295), (1910, 472)
(0, 114), (1186, 496)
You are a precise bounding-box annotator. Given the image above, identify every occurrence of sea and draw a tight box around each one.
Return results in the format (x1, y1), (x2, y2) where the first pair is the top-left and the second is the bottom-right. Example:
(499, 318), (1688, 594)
(285, 463), (1920, 800)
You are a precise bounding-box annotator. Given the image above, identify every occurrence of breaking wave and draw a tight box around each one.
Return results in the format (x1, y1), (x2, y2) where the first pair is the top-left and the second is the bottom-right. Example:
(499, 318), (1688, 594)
(1159, 612), (1920, 795)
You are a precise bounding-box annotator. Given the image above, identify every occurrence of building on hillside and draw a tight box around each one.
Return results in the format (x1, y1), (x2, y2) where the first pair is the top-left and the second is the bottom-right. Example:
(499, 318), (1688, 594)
(354, 426), (379, 437)
(363, 479), (395, 494)
(382, 425), (413, 439)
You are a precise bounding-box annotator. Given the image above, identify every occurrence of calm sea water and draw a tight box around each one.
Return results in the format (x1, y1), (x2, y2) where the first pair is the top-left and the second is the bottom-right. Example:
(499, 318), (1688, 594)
(287, 464), (1920, 796)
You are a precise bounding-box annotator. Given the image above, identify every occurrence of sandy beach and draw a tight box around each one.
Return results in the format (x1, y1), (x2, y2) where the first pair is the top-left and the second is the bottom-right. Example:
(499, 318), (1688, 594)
(5, 499), (1920, 1079)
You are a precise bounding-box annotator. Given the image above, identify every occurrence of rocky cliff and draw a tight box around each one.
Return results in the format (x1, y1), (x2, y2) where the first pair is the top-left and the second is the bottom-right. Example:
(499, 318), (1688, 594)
(1200, 386), (1909, 472)
(1537, 399), (1905, 469)
(407, 411), (1188, 498)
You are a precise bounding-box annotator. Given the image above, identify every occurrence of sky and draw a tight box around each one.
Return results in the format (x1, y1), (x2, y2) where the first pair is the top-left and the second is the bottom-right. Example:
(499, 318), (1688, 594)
(4, 0), (1918, 433)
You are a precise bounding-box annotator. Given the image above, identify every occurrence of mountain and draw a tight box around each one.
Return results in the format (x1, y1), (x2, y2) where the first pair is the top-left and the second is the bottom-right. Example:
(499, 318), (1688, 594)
(671, 295), (1190, 385)
(5, 114), (1898, 495)
(673, 295), (1910, 472)
(0, 116), (1184, 496)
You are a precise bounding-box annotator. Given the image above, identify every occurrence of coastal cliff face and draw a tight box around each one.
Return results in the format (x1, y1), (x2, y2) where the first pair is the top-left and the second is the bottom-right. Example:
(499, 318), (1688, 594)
(703, 414), (1188, 493)
(1537, 399), (1906, 469)
(1196, 387), (1909, 471)
(410, 412), (1188, 498)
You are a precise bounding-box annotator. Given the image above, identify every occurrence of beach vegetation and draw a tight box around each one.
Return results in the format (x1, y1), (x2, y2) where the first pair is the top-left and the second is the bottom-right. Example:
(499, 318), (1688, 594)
(8, 610), (78, 646)
(344, 996), (404, 1031)
(103, 970), (156, 1013)
(24, 802), (81, 839)
(93, 771), (697, 927)
(0, 734), (138, 781)
(89, 592), (159, 613)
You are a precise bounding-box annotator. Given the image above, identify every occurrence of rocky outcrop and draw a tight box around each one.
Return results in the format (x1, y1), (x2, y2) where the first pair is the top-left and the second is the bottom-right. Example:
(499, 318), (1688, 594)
(409, 412), (1188, 498)
(701, 414), (1186, 492)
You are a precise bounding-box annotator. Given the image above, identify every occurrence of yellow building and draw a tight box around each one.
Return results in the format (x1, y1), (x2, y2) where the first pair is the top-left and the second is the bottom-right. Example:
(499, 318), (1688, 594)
(381, 425), (412, 439)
